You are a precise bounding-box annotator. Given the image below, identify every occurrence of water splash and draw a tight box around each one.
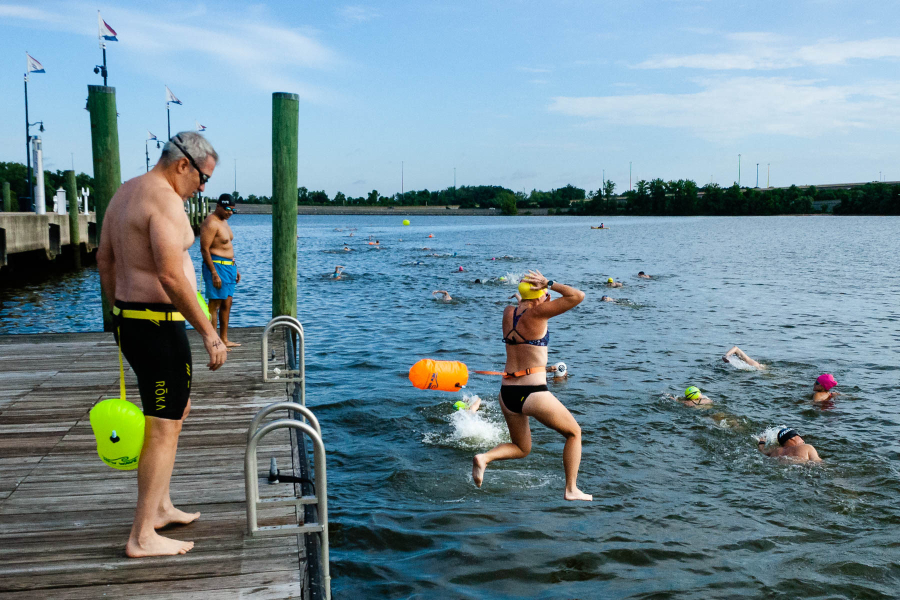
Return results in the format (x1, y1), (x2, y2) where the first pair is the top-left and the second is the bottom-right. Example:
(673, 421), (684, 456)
(725, 355), (758, 371)
(423, 394), (507, 450)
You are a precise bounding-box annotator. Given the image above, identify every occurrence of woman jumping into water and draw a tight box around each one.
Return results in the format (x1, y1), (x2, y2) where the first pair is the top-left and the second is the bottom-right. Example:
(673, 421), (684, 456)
(472, 270), (591, 501)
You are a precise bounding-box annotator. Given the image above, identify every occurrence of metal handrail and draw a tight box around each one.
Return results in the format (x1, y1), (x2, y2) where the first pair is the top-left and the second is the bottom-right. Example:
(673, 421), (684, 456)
(262, 316), (305, 398)
(244, 418), (331, 600)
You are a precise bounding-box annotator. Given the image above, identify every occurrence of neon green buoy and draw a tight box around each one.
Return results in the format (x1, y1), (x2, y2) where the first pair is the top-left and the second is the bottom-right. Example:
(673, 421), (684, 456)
(89, 398), (145, 470)
(197, 290), (210, 319)
(402, 219), (410, 226)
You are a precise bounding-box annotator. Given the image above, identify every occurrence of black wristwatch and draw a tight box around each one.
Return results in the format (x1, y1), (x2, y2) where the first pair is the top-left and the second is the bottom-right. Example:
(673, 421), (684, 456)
(546, 280), (555, 289)
(757, 440), (765, 445)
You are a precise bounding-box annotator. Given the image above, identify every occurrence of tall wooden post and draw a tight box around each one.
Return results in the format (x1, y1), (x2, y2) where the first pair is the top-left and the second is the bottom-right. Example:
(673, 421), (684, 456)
(2, 182), (11, 212)
(87, 85), (122, 331)
(272, 92), (299, 318)
(64, 170), (81, 269)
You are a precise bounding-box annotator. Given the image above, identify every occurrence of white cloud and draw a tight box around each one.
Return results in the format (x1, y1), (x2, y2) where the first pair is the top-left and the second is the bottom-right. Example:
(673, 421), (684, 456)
(548, 77), (900, 141)
(339, 5), (380, 22)
(638, 34), (900, 70)
(2, 2), (340, 99)
(517, 66), (551, 73)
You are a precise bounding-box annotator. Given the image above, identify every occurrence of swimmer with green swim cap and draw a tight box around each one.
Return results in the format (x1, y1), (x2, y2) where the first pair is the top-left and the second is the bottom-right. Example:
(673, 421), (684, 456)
(680, 386), (712, 406)
(454, 398), (481, 413)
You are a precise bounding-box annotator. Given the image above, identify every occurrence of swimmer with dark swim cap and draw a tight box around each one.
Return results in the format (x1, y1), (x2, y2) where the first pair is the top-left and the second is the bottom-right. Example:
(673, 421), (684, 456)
(812, 373), (838, 402)
(600, 295), (615, 303)
(758, 428), (821, 462)
(638, 271), (651, 278)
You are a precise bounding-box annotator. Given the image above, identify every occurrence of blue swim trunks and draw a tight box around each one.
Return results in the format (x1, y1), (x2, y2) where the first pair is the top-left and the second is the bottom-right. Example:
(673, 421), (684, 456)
(202, 254), (237, 300)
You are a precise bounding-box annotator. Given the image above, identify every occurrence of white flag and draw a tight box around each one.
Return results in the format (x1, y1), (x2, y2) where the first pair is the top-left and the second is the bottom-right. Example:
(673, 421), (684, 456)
(165, 85), (182, 105)
(26, 53), (45, 74)
(147, 131), (158, 141)
(98, 11), (118, 41)
(195, 121), (207, 132)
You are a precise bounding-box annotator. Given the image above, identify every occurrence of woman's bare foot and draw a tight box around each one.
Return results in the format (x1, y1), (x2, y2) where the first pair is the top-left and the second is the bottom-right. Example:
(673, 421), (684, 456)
(125, 531), (194, 557)
(154, 506), (201, 530)
(564, 488), (592, 501)
(472, 455), (487, 487)
(224, 341), (241, 348)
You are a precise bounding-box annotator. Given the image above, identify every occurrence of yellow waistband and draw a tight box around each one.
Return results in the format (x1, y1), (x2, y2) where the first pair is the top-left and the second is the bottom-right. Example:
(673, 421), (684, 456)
(212, 259), (234, 265)
(113, 306), (185, 321)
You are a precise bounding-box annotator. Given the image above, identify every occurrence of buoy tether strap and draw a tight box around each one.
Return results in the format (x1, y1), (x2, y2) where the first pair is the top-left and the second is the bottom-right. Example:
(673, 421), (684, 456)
(117, 326), (126, 402)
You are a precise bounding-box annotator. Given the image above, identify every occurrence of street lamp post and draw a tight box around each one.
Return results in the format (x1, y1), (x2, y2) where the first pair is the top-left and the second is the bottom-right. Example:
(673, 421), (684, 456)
(756, 163), (759, 188)
(738, 154), (741, 187)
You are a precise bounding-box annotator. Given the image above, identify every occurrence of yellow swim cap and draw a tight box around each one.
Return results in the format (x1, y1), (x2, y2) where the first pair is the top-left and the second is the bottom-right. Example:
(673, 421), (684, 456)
(518, 281), (546, 300)
(607, 277), (614, 283)
(684, 386), (701, 401)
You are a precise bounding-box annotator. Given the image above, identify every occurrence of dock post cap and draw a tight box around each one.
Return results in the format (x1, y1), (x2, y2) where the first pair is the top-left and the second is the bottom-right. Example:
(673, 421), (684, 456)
(87, 85), (116, 94)
(272, 92), (300, 101)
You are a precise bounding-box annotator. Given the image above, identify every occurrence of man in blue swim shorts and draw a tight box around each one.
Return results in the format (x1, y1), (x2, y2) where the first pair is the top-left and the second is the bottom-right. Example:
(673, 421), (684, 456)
(200, 194), (241, 349)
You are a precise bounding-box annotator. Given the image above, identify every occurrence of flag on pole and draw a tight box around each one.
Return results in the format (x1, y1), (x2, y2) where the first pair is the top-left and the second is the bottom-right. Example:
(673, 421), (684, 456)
(98, 11), (118, 41)
(26, 53), (45, 74)
(195, 121), (207, 132)
(165, 86), (182, 105)
(147, 131), (158, 141)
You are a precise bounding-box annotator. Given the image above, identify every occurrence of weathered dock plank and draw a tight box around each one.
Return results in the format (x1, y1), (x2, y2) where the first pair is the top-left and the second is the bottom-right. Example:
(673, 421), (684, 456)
(0, 327), (307, 598)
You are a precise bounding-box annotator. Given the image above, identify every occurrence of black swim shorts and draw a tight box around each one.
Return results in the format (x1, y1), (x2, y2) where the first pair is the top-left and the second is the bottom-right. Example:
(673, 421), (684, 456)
(114, 300), (193, 420)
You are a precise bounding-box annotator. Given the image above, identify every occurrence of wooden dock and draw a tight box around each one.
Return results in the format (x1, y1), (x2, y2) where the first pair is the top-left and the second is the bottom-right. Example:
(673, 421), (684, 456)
(0, 327), (309, 599)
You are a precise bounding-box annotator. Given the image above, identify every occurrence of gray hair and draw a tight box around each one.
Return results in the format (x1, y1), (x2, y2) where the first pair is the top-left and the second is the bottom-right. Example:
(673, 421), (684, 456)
(160, 131), (218, 167)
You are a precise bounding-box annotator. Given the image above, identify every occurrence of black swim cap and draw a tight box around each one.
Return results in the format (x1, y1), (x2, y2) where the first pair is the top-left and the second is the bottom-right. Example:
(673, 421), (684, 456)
(777, 428), (799, 446)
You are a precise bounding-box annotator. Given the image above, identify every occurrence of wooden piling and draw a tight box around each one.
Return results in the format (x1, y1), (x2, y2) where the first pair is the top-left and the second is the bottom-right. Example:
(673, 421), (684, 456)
(87, 85), (122, 331)
(2, 182), (11, 212)
(64, 170), (81, 269)
(271, 92), (299, 319)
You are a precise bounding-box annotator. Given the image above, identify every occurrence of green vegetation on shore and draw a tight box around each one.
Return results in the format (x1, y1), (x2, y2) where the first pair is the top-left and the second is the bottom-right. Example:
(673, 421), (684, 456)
(2, 160), (897, 215)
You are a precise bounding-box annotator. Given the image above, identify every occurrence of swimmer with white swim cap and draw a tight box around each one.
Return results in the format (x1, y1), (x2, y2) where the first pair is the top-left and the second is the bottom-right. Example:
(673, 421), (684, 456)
(758, 428), (821, 462)
(473, 270), (591, 501)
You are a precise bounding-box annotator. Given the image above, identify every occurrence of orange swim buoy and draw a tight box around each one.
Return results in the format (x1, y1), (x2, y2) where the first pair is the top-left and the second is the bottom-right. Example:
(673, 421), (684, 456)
(428, 234), (434, 238)
(368, 241), (375, 245)
(409, 359), (469, 392)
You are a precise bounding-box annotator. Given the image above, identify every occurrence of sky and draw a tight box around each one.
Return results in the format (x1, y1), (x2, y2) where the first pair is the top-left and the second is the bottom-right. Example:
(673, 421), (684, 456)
(3, 0), (900, 199)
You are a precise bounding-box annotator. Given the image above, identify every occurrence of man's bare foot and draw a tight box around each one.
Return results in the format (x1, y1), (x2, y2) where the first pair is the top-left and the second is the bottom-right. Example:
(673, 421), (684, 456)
(472, 455), (486, 487)
(154, 506), (201, 529)
(564, 488), (593, 501)
(125, 532), (194, 557)
(224, 341), (241, 348)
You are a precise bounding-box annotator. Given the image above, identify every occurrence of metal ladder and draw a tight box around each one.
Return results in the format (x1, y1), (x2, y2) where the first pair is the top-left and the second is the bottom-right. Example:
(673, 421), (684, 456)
(246, 316), (330, 600)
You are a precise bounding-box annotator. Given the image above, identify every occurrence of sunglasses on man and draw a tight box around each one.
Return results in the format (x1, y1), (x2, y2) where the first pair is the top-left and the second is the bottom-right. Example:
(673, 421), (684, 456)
(170, 135), (211, 185)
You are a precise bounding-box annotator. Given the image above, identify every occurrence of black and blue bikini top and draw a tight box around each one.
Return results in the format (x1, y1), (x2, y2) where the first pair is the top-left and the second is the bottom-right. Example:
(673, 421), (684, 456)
(502, 307), (550, 347)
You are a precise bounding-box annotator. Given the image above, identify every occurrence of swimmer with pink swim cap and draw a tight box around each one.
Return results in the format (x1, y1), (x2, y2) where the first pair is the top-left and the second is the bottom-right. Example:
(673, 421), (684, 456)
(812, 373), (838, 402)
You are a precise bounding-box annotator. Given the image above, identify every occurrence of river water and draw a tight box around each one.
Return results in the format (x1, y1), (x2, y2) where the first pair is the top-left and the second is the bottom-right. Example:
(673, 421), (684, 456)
(2, 215), (899, 598)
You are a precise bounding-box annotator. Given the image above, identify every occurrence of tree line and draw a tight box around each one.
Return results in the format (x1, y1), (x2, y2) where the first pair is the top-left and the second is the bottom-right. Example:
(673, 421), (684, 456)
(2, 160), (897, 216)
(0, 162), (95, 211)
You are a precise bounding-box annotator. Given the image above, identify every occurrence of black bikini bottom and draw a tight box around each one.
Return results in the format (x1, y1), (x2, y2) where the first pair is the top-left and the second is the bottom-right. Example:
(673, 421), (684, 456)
(499, 384), (549, 414)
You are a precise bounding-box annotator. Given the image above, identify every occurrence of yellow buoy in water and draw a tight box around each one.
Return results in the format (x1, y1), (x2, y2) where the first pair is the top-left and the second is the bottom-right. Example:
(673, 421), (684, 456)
(409, 359), (468, 392)
(402, 219), (410, 226)
(89, 398), (145, 470)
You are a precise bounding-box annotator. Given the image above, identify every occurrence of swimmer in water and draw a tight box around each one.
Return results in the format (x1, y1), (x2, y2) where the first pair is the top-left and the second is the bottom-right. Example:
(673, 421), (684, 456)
(758, 428), (821, 462)
(600, 295), (615, 303)
(331, 265), (345, 280)
(474, 279), (482, 284)
(454, 398), (481, 413)
(343, 246), (351, 251)
(473, 270), (591, 501)
(432, 290), (452, 301)
(638, 271), (651, 279)
(812, 373), (838, 402)
(606, 278), (623, 288)
(722, 346), (765, 370)
(678, 386), (712, 407)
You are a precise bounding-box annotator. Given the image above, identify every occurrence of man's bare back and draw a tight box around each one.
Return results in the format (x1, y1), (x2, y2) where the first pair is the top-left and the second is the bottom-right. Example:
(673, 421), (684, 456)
(105, 175), (198, 303)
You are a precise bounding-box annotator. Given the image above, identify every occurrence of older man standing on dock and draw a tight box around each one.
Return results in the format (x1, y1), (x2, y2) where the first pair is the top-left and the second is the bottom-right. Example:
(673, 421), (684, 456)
(200, 193), (241, 349)
(97, 131), (228, 558)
